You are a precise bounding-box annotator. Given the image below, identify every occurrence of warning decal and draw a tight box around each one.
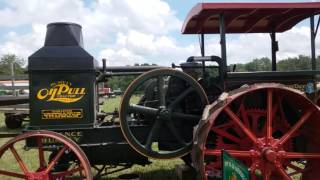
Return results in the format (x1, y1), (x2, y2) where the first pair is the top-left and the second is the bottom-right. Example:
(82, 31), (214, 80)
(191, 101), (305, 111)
(42, 109), (83, 120)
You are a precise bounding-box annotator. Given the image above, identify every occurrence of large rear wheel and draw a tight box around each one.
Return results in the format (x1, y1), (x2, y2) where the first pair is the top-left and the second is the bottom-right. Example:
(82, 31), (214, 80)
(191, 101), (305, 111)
(193, 83), (320, 180)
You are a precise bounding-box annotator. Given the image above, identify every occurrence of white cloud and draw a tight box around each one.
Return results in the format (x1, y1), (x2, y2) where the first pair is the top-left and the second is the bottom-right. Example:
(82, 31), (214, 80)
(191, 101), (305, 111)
(203, 25), (319, 65)
(98, 30), (199, 66)
(0, 0), (182, 64)
(0, 24), (46, 64)
(0, 0), (318, 67)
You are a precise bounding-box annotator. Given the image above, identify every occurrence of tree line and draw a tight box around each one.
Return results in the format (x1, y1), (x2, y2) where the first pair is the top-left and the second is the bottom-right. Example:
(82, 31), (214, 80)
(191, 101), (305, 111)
(233, 55), (320, 72)
(1, 53), (320, 91)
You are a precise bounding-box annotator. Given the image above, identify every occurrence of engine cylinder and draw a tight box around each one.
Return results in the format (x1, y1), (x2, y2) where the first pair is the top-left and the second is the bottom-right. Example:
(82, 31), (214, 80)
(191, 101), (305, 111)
(28, 22), (98, 129)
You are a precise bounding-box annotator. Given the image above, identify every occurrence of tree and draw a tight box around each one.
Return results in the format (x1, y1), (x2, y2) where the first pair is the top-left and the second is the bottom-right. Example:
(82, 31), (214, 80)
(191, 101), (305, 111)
(0, 54), (26, 75)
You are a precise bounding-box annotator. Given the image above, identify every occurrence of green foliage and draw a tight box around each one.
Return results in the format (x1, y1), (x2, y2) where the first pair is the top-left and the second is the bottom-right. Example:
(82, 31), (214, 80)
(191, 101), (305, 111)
(107, 75), (137, 91)
(0, 54), (26, 75)
(277, 55), (311, 71)
(107, 63), (158, 91)
(233, 55), (320, 72)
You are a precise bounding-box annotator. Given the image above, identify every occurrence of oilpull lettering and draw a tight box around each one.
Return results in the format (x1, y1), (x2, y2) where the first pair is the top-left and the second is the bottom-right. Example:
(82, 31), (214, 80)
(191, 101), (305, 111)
(37, 82), (86, 103)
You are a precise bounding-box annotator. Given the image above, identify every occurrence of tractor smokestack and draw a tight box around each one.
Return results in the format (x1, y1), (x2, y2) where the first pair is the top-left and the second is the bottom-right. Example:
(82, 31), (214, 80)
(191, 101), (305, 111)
(29, 22), (97, 128)
(44, 22), (83, 47)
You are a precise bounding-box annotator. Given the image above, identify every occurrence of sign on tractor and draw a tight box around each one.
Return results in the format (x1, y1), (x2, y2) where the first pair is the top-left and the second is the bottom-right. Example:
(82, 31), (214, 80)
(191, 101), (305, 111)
(222, 150), (249, 180)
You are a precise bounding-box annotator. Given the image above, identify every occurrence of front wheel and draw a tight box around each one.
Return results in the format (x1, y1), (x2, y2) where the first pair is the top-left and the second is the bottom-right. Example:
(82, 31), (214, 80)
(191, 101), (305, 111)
(0, 130), (92, 179)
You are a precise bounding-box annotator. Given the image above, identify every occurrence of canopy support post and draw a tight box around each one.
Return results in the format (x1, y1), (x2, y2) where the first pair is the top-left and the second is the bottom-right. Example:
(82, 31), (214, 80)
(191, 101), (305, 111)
(200, 33), (206, 80)
(315, 15), (320, 38)
(311, 15), (317, 70)
(271, 29), (278, 71)
(219, 13), (227, 74)
(200, 33), (205, 57)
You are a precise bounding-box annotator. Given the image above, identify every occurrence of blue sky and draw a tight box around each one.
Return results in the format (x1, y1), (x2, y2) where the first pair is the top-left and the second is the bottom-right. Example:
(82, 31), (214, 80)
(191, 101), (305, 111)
(0, 0), (319, 66)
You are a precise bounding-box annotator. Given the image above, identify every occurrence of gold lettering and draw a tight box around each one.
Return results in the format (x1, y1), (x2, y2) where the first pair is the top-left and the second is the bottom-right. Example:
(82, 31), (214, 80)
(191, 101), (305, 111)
(37, 89), (49, 99)
(36, 81), (86, 103)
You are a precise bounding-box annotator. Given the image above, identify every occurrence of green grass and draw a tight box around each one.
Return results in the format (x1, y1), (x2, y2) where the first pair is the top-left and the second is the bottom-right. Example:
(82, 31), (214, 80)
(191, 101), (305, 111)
(0, 96), (304, 179)
(0, 96), (184, 179)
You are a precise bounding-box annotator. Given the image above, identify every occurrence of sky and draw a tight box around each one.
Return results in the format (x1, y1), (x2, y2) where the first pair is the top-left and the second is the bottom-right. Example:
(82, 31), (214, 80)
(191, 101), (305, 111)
(0, 0), (319, 66)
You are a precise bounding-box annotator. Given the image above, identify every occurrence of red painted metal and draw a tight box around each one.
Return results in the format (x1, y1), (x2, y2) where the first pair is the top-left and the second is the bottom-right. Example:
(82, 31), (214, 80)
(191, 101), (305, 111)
(193, 83), (320, 180)
(0, 130), (92, 180)
(182, 2), (320, 34)
(267, 90), (272, 142)
(37, 137), (46, 170)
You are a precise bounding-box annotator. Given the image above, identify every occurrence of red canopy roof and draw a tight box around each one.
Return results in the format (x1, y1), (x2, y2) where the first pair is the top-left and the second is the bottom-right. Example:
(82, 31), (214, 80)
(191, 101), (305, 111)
(182, 2), (320, 34)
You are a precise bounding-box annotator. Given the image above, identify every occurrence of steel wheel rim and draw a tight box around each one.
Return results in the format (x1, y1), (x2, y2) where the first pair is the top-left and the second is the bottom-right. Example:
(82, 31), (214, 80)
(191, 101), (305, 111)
(120, 68), (209, 159)
(0, 130), (92, 180)
(193, 83), (320, 180)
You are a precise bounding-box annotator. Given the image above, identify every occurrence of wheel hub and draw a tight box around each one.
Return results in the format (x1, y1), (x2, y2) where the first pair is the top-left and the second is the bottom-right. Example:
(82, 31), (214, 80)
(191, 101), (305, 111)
(251, 138), (287, 170)
(158, 108), (172, 121)
(263, 148), (277, 162)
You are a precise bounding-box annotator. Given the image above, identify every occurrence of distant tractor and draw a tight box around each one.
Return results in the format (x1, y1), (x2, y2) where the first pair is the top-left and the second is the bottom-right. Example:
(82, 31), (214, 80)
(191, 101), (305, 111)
(0, 2), (319, 180)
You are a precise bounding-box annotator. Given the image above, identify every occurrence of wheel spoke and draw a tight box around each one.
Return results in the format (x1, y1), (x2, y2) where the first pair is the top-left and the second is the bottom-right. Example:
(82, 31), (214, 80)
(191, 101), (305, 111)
(224, 106), (258, 143)
(239, 103), (250, 128)
(129, 104), (158, 116)
(51, 166), (84, 178)
(249, 164), (258, 180)
(211, 127), (241, 144)
(204, 149), (252, 157)
(275, 110), (313, 147)
(0, 169), (25, 178)
(276, 164), (291, 180)
(171, 112), (201, 121)
(166, 120), (187, 146)
(263, 171), (271, 180)
(284, 152), (320, 159)
(287, 163), (304, 174)
(45, 146), (68, 174)
(267, 89), (273, 141)
(144, 120), (162, 150)
(80, 167), (84, 179)
(9, 146), (29, 174)
(158, 76), (166, 107)
(37, 136), (46, 169)
(250, 171), (257, 180)
(168, 87), (194, 109)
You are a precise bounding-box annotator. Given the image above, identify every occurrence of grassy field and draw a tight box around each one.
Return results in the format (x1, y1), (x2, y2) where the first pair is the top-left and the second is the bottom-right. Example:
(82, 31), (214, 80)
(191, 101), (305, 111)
(0, 96), (184, 180)
(0, 96), (303, 179)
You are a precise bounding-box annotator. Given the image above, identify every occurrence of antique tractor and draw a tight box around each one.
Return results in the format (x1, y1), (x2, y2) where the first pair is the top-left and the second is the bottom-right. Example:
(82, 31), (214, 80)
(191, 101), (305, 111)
(0, 2), (320, 180)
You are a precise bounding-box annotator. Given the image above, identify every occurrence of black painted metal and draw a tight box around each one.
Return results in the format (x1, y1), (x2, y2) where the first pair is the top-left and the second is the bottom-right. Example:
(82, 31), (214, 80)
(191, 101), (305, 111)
(316, 15), (320, 38)
(98, 66), (161, 73)
(25, 125), (150, 165)
(28, 22), (98, 129)
(226, 70), (320, 90)
(200, 33), (206, 80)
(200, 33), (205, 57)
(219, 13), (227, 75)
(311, 16), (316, 70)
(271, 30), (278, 71)
(0, 96), (28, 106)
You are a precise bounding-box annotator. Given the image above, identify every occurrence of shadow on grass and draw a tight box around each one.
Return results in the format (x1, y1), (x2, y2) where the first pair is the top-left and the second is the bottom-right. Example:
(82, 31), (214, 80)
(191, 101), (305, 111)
(99, 168), (178, 180)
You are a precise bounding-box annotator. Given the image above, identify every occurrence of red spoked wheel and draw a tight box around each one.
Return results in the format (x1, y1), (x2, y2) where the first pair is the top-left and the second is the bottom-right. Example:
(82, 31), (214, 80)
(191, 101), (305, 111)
(193, 83), (320, 180)
(0, 130), (92, 180)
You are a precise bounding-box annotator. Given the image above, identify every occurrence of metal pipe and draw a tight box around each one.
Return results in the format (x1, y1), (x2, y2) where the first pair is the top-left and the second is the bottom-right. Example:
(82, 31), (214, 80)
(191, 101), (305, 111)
(97, 66), (162, 73)
(311, 16), (316, 70)
(200, 33), (206, 80)
(10, 63), (16, 96)
(271, 30), (277, 71)
(219, 13), (227, 74)
(201, 33), (205, 57)
(315, 15), (320, 38)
